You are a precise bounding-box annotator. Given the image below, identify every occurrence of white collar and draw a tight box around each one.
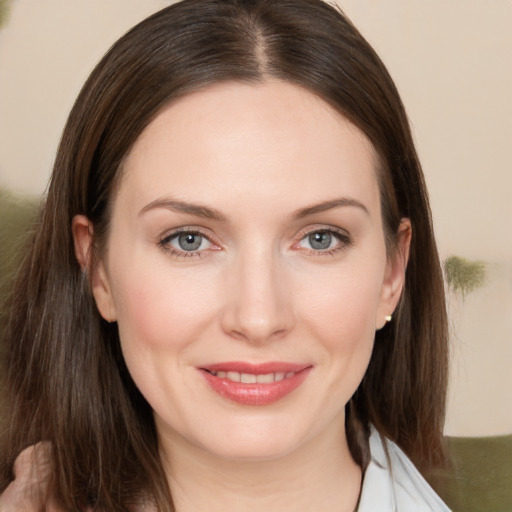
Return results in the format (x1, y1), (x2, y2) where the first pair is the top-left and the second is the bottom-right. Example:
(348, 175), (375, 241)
(357, 427), (451, 511)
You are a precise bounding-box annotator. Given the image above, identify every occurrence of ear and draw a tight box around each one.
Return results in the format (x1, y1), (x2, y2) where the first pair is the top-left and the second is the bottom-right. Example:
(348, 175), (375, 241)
(72, 215), (117, 322)
(376, 218), (412, 330)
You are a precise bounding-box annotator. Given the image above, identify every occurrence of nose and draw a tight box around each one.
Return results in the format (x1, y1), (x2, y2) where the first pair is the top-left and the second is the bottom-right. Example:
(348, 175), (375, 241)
(220, 248), (295, 344)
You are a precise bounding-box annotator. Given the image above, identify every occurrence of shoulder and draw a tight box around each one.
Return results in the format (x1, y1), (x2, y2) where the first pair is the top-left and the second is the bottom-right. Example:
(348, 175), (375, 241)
(358, 426), (451, 512)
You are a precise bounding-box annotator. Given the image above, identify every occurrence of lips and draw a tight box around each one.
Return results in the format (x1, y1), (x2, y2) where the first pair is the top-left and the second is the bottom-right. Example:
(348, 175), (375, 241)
(199, 362), (312, 406)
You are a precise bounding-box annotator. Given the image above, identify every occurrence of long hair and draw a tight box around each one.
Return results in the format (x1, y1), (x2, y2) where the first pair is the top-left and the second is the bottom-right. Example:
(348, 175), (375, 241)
(0, 0), (449, 509)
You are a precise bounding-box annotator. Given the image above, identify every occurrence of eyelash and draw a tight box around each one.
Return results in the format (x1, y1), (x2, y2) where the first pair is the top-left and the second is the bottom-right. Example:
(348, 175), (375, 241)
(158, 227), (217, 259)
(293, 227), (352, 257)
(157, 226), (352, 259)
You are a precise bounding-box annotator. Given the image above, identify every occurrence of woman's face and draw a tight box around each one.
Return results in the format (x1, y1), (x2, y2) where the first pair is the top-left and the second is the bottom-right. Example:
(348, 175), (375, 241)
(82, 81), (408, 461)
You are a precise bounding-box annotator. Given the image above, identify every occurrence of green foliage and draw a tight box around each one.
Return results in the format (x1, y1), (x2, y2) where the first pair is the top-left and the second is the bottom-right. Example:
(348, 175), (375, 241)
(429, 434), (512, 512)
(0, 188), (40, 335)
(444, 255), (487, 297)
(0, 0), (11, 30)
(0, 188), (40, 288)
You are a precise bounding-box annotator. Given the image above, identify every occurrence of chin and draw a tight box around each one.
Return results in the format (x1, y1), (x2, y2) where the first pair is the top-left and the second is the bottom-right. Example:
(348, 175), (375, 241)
(201, 433), (302, 462)
(189, 410), (336, 463)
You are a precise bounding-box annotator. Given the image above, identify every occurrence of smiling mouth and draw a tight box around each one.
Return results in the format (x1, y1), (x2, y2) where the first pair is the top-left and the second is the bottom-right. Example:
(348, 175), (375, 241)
(199, 363), (312, 405)
(204, 370), (297, 384)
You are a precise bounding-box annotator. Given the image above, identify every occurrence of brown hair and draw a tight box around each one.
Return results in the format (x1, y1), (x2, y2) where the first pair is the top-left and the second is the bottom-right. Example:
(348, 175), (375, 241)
(0, 0), (448, 509)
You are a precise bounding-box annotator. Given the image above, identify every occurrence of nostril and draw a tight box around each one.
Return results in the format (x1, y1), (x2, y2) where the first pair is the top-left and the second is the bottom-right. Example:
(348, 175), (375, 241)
(219, 265), (295, 343)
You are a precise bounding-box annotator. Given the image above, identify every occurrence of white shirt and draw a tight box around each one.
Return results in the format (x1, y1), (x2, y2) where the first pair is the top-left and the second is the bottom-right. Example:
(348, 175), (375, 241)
(358, 427), (451, 511)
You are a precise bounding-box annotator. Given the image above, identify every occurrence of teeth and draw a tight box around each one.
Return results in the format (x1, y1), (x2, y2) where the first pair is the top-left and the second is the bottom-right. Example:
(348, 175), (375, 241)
(211, 371), (296, 383)
(256, 373), (274, 384)
(241, 373), (257, 384)
(227, 371), (241, 382)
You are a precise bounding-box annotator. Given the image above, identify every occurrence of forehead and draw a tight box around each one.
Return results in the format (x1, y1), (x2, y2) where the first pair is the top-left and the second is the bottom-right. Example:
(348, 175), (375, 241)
(118, 80), (380, 216)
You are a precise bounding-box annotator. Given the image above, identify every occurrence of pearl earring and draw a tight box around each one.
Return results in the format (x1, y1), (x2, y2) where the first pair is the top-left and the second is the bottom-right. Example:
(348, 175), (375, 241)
(385, 315), (392, 323)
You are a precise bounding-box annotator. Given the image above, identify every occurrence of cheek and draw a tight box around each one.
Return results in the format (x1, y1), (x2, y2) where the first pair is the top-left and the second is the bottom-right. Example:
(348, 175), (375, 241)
(298, 259), (384, 337)
(295, 258), (384, 384)
(108, 259), (221, 411)
(110, 259), (218, 354)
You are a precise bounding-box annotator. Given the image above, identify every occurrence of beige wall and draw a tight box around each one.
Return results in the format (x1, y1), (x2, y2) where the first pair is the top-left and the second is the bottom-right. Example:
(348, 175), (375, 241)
(338, 1), (512, 437)
(0, 0), (510, 436)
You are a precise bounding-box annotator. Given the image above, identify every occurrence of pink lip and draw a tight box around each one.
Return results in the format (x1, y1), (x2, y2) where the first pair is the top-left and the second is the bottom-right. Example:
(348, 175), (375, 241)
(202, 361), (309, 374)
(199, 361), (312, 406)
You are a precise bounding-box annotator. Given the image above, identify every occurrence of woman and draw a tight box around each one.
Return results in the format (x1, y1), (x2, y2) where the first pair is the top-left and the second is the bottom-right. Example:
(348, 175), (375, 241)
(0, 0), (450, 510)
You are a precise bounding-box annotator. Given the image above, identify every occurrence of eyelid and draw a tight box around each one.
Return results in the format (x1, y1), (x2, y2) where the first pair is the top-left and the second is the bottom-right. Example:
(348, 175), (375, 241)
(294, 224), (351, 241)
(291, 225), (352, 254)
(158, 226), (221, 258)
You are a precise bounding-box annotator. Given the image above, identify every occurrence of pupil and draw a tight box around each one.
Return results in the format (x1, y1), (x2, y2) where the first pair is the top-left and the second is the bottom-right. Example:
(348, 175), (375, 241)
(309, 232), (331, 250)
(178, 233), (202, 251)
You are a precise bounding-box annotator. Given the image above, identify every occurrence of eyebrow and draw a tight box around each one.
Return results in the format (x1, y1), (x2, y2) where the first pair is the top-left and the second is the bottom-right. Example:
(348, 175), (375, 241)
(138, 198), (226, 221)
(138, 196), (369, 221)
(295, 197), (369, 218)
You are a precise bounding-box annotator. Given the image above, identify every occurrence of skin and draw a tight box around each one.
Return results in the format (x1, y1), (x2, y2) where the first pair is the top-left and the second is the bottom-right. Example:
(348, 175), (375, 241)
(73, 80), (410, 511)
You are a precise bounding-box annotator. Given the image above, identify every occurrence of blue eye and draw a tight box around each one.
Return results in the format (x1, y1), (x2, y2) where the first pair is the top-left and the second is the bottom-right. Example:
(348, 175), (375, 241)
(308, 231), (333, 250)
(298, 229), (349, 253)
(161, 231), (213, 254)
(174, 233), (206, 251)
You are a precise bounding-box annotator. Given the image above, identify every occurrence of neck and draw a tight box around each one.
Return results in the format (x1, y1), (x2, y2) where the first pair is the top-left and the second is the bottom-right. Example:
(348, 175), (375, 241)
(159, 418), (362, 512)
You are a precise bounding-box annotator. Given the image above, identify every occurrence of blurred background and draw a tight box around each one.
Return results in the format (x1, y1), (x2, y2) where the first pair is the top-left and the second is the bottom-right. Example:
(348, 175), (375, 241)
(0, 0), (510, 439)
